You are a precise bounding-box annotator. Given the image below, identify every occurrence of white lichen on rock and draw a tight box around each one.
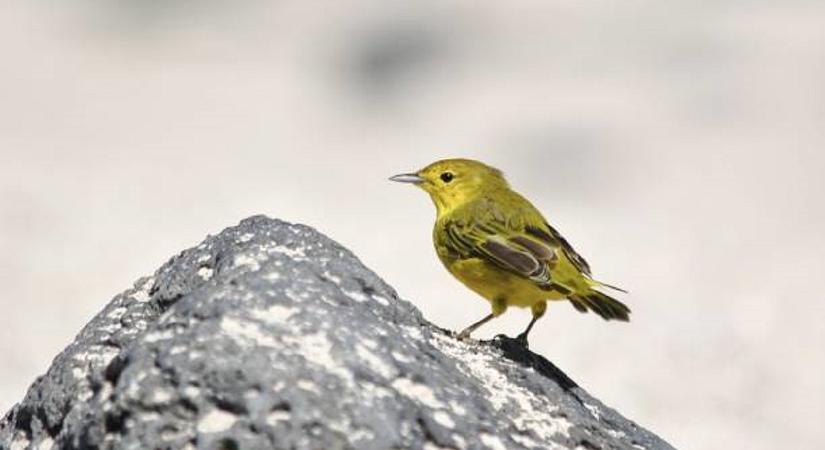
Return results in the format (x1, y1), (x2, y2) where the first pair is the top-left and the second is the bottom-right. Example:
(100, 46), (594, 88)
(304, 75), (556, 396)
(249, 304), (299, 324)
(130, 277), (154, 303)
(355, 343), (396, 378)
(480, 433), (508, 450)
(197, 409), (237, 434)
(220, 316), (279, 348)
(233, 254), (261, 271)
(196, 266), (214, 280)
(391, 378), (444, 409)
(431, 333), (573, 445)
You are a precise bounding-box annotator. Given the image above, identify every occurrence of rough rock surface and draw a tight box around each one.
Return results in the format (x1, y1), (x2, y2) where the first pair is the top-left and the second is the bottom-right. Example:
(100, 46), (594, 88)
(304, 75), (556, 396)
(0, 216), (675, 450)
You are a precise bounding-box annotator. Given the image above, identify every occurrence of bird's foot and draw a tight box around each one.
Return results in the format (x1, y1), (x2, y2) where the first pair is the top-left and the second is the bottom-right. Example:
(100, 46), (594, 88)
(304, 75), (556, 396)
(515, 332), (530, 349)
(455, 329), (472, 341)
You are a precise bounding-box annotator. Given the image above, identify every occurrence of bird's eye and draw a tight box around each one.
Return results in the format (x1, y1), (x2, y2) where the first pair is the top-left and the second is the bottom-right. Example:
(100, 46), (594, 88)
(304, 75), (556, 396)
(440, 172), (454, 183)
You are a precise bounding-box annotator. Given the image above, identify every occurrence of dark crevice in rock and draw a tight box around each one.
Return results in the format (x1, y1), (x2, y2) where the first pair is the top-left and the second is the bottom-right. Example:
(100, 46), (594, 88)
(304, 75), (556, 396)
(354, 276), (378, 297)
(12, 406), (33, 437)
(155, 293), (184, 309)
(104, 354), (129, 386)
(103, 409), (128, 435)
(415, 416), (443, 449)
(215, 436), (240, 450)
(576, 439), (602, 450)
(212, 397), (248, 416)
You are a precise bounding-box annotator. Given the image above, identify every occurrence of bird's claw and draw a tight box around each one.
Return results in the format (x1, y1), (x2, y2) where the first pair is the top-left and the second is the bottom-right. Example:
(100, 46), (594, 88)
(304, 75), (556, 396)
(515, 333), (530, 349)
(455, 330), (472, 341)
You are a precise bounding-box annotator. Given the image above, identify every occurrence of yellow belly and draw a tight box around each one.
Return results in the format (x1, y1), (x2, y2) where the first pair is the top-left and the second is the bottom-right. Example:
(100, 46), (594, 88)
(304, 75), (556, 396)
(445, 258), (566, 309)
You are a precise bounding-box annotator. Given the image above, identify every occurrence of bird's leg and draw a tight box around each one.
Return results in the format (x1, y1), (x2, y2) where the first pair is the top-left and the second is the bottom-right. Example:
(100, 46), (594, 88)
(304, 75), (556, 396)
(516, 301), (547, 348)
(456, 314), (495, 340)
(515, 317), (539, 348)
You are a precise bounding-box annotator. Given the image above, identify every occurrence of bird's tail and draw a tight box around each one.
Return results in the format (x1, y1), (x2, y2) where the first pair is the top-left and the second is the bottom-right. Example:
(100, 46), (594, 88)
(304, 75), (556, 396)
(568, 282), (631, 321)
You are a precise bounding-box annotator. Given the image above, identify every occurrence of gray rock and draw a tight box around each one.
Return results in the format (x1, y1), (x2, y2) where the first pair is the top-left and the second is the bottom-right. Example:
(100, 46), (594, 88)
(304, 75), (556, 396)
(1, 216), (675, 450)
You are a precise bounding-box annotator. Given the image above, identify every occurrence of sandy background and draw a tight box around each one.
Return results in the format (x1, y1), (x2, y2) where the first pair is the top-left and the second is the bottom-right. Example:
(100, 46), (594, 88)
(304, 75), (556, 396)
(2, 1), (824, 449)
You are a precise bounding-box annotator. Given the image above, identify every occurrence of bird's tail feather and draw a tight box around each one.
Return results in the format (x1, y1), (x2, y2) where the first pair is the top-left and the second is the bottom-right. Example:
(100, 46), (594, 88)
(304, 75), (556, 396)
(569, 288), (631, 321)
(595, 280), (628, 294)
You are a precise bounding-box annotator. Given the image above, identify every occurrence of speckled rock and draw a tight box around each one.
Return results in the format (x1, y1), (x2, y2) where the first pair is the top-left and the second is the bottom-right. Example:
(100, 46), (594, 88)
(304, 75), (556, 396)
(0, 216), (675, 450)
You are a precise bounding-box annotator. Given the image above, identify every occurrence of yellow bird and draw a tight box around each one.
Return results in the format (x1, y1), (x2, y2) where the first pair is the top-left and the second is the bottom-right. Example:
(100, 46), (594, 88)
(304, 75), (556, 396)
(390, 158), (629, 346)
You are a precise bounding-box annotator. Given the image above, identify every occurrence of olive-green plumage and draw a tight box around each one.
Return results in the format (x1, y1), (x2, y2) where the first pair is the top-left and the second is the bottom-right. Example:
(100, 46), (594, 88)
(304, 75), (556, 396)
(390, 158), (629, 345)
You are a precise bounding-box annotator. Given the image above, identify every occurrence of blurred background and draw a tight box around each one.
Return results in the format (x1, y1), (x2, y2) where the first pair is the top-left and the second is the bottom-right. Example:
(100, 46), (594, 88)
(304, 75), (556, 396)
(2, 1), (824, 449)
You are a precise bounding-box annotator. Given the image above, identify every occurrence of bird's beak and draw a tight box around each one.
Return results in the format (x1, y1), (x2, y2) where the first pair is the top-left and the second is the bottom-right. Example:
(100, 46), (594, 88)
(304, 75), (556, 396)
(389, 173), (424, 184)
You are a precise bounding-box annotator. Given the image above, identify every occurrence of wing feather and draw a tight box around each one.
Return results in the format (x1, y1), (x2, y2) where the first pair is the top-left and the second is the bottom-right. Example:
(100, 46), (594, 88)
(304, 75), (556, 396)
(440, 198), (566, 288)
(526, 222), (592, 276)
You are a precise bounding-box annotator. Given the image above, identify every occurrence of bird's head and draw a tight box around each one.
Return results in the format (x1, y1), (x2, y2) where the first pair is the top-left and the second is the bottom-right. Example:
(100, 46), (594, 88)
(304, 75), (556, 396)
(390, 158), (509, 213)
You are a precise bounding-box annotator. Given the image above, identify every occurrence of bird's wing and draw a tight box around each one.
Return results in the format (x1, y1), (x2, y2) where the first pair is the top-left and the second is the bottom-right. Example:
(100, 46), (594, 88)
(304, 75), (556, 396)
(527, 222), (592, 276)
(441, 198), (571, 289)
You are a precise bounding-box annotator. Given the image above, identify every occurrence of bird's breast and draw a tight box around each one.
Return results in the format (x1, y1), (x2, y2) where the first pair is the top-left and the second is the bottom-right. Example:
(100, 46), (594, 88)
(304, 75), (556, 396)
(445, 258), (561, 307)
